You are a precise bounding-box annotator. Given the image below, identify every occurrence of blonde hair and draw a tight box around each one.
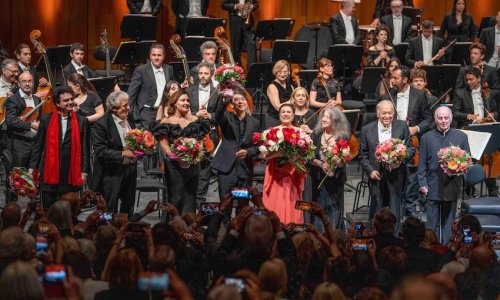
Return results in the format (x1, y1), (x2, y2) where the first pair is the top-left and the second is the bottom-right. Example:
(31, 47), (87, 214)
(312, 282), (346, 300)
(272, 60), (290, 76)
(259, 258), (288, 298)
(290, 87), (310, 109)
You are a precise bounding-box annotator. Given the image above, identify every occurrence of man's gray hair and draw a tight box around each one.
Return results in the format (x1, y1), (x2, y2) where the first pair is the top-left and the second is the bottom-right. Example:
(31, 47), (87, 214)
(376, 100), (395, 113)
(1, 58), (17, 69)
(199, 40), (218, 54)
(106, 91), (129, 110)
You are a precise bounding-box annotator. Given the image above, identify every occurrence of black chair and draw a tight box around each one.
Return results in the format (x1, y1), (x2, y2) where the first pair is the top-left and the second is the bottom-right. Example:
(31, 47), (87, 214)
(252, 162), (266, 186)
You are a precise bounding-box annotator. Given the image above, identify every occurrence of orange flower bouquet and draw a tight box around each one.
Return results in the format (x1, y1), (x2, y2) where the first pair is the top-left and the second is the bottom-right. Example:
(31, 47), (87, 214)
(125, 129), (157, 158)
(437, 145), (472, 176)
(9, 168), (39, 198)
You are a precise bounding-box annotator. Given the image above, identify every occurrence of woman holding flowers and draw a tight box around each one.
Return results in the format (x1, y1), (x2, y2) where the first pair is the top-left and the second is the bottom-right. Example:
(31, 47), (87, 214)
(261, 103), (313, 224)
(266, 60), (294, 129)
(153, 91), (210, 213)
(310, 107), (351, 230)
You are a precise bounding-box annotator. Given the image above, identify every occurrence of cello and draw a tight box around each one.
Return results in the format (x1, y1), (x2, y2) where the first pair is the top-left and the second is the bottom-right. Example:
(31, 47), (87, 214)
(30, 30), (57, 115)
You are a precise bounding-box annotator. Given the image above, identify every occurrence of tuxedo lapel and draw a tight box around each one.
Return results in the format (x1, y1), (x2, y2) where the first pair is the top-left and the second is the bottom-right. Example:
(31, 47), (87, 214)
(107, 114), (123, 148)
(190, 86), (200, 112)
(464, 90), (475, 113)
(408, 87), (417, 119)
(416, 38), (423, 59)
(146, 65), (157, 99)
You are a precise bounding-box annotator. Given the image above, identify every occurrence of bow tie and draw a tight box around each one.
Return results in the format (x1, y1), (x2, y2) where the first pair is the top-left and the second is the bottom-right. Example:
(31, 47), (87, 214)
(23, 94), (33, 100)
(154, 68), (163, 74)
(472, 89), (481, 95)
(75, 65), (85, 71)
(344, 16), (351, 21)
(380, 127), (391, 133)
(393, 16), (402, 19)
(199, 86), (209, 92)
(397, 93), (407, 99)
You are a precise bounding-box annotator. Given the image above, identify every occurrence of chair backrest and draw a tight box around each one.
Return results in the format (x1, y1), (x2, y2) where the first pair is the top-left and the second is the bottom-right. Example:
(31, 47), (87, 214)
(465, 164), (486, 186)
(361, 112), (377, 127)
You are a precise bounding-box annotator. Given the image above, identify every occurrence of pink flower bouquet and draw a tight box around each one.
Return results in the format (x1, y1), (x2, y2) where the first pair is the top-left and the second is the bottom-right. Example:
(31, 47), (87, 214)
(9, 168), (39, 198)
(374, 138), (409, 170)
(170, 137), (205, 168)
(437, 145), (473, 176)
(318, 139), (353, 187)
(214, 65), (246, 99)
(125, 129), (157, 158)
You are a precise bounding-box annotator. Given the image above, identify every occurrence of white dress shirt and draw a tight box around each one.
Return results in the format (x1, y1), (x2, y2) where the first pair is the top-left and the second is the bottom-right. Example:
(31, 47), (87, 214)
(487, 26), (500, 67)
(377, 121), (392, 143)
(198, 84), (210, 110)
(471, 87), (485, 120)
(341, 11), (355, 45)
(152, 64), (166, 108)
(61, 116), (68, 140)
(71, 60), (85, 76)
(396, 86), (410, 121)
(141, 0), (152, 13)
(187, 0), (202, 17)
(392, 15), (403, 45)
(112, 114), (131, 147)
(18, 63), (30, 73)
(237, 0), (245, 17)
(422, 36), (433, 65)
(0, 76), (14, 98)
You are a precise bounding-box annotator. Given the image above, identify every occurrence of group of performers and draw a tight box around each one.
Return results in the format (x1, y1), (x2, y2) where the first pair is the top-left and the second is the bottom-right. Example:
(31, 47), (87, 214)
(0, 0), (499, 244)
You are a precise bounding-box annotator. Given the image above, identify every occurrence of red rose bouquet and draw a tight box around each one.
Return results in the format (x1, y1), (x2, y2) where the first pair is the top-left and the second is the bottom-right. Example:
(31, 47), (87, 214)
(125, 129), (156, 158)
(437, 145), (473, 176)
(9, 168), (39, 198)
(318, 139), (353, 187)
(170, 137), (205, 168)
(374, 138), (409, 170)
(214, 64), (246, 98)
(253, 127), (315, 172)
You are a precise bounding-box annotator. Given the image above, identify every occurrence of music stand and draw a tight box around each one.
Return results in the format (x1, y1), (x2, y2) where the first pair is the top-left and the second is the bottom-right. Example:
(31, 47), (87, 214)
(246, 62), (275, 130)
(402, 6), (423, 25)
(450, 42), (472, 65)
(36, 45), (72, 84)
(327, 45), (363, 81)
(466, 123), (500, 179)
(169, 61), (200, 83)
(360, 67), (386, 95)
(185, 17), (226, 37)
(181, 36), (217, 61)
(426, 64), (461, 97)
(88, 76), (116, 102)
(120, 14), (157, 41)
(394, 43), (409, 65)
(254, 19), (295, 41)
(112, 40), (155, 65)
(298, 69), (318, 90)
(271, 40), (309, 64)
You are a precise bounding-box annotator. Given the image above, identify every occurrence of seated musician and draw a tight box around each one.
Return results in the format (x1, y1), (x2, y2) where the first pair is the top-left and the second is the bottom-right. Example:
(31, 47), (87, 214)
(330, 0), (360, 46)
(480, 11), (500, 68)
(410, 68), (438, 108)
(309, 58), (342, 111)
(63, 43), (96, 79)
(367, 25), (395, 67)
(189, 41), (220, 86)
(380, 0), (412, 45)
(14, 44), (48, 93)
(405, 20), (446, 68)
(0, 59), (19, 99)
(371, 0), (413, 27)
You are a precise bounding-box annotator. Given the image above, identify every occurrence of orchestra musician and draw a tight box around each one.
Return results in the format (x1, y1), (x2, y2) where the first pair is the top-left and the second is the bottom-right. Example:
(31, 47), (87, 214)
(29, 86), (89, 208)
(371, 0), (413, 27)
(480, 11), (500, 68)
(63, 43), (96, 79)
(0, 59), (19, 99)
(410, 68), (438, 111)
(265, 60), (293, 128)
(153, 91), (210, 214)
(14, 44), (48, 93)
(186, 62), (219, 208)
(127, 0), (161, 16)
(377, 57), (401, 98)
(439, 0), (477, 43)
(309, 58), (342, 110)
(171, 0), (209, 36)
(380, 0), (412, 45)
(290, 87), (315, 133)
(330, 0), (361, 46)
(418, 106), (470, 243)
(189, 41), (220, 85)
(221, 0), (258, 68)
(66, 73), (105, 123)
(359, 100), (414, 230)
(367, 25), (395, 67)
(405, 20), (446, 68)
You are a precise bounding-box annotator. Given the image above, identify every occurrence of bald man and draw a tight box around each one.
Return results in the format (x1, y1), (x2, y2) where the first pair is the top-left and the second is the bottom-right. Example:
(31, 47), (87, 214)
(418, 106), (470, 243)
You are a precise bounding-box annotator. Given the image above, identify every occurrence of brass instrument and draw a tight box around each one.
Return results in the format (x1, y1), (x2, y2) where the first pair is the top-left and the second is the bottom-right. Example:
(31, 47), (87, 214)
(241, 0), (252, 26)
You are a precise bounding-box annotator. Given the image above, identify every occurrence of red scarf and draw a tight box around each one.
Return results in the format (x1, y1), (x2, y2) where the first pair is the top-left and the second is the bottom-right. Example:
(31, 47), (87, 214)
(44, 111), (82, 186)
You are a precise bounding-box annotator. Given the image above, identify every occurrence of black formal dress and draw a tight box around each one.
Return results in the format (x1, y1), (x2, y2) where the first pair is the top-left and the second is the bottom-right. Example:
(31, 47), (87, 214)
(172, 0), (209, 36)
(153, 118), (210, 214)
(92, 112), (137, 216)
(310, 78), (342, 109)
(452, 87), (497, 128)
(373, 0), (414, 20)
(439, 14), (477, 42)
(29, 112), (90, 208)
(75, 92), (102, 119)
(380, 14), (413, 45)
(330, 13), (361, 45)
(367, 48), (396, 67)
(293, 110), (315, 128)
(265, 81), (293, 128)
(405, 35), (445, 67)
(221, 0), (258, 67)
(127, 0), (162, 15)
(62, 63), (96, 79)
(211, 97), (260, 199)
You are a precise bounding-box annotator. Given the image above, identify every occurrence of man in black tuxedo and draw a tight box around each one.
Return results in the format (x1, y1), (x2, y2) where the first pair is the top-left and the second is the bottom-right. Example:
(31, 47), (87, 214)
(405, 20), (446, 68)
(187, 62), (219, 207)
(14, 44), (48, 93)
(63, 43), (96, 80)
(5, 71), (41, 169)
(211, 89), (260, 200)
(189, 41), (220, 85)
(29, 86), (89, 208)
(480, 11), (500, 67)
(360, 100), (414, 230)
(0, 59), (19, 99)
(127, 43), (174, 129)
(380, 0), (412, 45)
(330, 0), (360, 45)
(384, 65), (432, 217)
(127, 0), (161, 15)
(172, 0), (209, 36)
(372, 0), (414, 26)
(456, 43), (500, 103)
(222, 0), (258, 68)
(92, 91), (137, 216)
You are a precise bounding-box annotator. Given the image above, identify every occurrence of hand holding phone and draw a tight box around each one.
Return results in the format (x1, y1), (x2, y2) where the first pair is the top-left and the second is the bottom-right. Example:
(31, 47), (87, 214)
(295, 201), (312, 211)
(138, 272), (170, 291)
(224, 277), (246, 293)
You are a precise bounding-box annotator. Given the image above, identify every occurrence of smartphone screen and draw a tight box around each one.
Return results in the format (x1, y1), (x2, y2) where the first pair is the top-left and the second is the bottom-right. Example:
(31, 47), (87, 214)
(253, 209), (265, 216)
(138, 272), (170, 291)
(44, 265), (67, 282)
(351, 239), (369, 251)
(231, 188), (250, 199)
(224, 277), (245, 293)
(201, 202), (220, 216)
(99, 212), (113, 222)
(295, 201), (312, 211)
(36, 234), (48, 255)
(462, 225), (471, 236)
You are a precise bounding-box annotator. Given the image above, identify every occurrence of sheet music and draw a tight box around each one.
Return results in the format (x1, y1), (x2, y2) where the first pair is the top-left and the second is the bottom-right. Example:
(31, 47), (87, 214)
(459, 129), (492, 160)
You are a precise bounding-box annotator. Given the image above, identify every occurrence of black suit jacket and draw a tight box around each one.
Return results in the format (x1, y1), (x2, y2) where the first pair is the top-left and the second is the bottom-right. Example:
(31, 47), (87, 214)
(453, 87), (497, 128)
(221, 0), (258, 15)
(455, 64), (500, 101)
(480, 26), (497, 64)
(330, 13), (360, 45)
(439, 14), (477, 42)
(373, 0), (413, 19)
(405, 35), (445, 67)
(380, 14), (412, 44)
(211, 97), (260, 175)
(63, 63), (96, 80)
(5, 91), (41, 132)
(187, 83), (219, 126)
(127, 0), (161, 15)
(360, 119), (414, 176)
(172, 0), (209, 16)
(29, 112), (90, 191)
(383, 86), (433, 133)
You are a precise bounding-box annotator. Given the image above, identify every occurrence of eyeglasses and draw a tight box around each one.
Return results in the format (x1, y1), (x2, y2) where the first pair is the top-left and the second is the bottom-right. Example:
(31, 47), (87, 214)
(4, 68), (19, 74)
(19, 80), (33, 84)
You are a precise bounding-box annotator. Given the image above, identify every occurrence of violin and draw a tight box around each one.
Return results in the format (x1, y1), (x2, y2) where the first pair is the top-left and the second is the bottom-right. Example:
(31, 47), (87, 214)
(292, 68), (301, 87)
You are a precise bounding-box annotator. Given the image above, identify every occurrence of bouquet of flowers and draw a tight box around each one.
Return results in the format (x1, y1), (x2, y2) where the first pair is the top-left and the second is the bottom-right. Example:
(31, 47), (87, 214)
(124, 129), (156, 158)
(214, 64), (246, 99)
(318, 139), (353, 187)
(253, 127), (315, 172)
(9, 168), (39, 198)
(170, 137), (205, 168)
(437, 145), (473, 176)
(374, 138), (409, 170)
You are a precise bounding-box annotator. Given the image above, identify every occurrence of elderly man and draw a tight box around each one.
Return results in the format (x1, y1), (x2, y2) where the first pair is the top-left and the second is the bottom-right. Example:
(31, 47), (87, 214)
(330, 0), (360, 45)
(360, 100), (414, 229)
(92, 91), (137, 216)
(380, 0), (412, 45)
(189, 41), (220, 85)
(418, 106), (470, 243)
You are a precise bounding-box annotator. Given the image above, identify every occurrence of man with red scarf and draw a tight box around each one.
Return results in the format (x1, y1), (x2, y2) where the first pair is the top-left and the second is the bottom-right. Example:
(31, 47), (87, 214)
(29, 86), (90, 208)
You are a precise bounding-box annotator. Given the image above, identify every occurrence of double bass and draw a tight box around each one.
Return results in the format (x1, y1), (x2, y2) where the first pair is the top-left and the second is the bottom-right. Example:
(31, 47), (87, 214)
(30, 30), (57, 115)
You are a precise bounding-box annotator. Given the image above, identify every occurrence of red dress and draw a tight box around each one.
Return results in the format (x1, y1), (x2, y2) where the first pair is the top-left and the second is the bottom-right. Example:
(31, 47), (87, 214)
(263, 159), (306, 224)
